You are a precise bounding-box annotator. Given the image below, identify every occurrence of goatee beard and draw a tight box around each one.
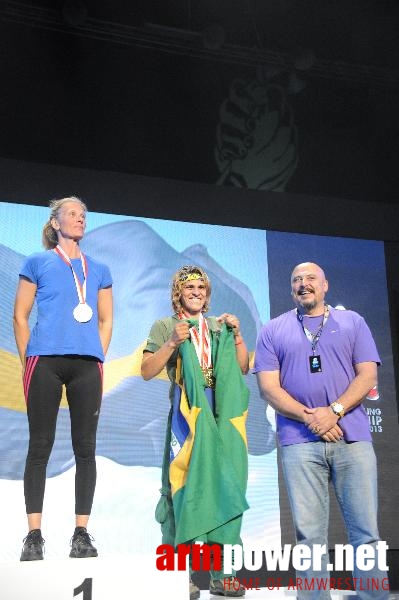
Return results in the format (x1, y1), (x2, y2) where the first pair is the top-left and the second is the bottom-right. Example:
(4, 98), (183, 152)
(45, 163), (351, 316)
(299, 298), (317, 312)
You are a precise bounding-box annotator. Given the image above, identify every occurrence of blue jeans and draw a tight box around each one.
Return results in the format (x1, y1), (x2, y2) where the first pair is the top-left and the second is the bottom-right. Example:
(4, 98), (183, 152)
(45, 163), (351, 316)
(280, 441), (389, 600)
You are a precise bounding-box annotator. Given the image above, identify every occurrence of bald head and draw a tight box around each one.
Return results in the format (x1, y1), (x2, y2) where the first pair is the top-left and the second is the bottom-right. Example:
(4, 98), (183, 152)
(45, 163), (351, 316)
(291, 262), (328, 315)
(291, 262), (326, 281)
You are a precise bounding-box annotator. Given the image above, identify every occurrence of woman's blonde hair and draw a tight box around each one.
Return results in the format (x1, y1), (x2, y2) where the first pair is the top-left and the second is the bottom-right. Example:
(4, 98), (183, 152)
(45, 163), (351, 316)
(42, 196), (87, 249)
(171, 265), (211, 314)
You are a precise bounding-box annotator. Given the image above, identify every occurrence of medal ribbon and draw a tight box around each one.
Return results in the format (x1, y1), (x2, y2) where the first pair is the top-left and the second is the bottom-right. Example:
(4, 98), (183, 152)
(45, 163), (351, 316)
(296, 304), (329, 355)
(54, 244), (88, 305)
(179, 312), (211, 368)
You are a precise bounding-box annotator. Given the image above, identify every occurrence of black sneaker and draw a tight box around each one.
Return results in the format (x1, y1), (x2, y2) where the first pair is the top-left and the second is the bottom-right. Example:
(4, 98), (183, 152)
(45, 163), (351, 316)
(209, 578), (245, 597)
(20, 529), (45, 561)
(69, 527), (98, 558)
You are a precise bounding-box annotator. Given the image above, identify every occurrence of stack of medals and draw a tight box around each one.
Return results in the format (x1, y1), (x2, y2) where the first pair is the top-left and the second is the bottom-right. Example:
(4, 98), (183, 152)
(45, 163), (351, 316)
(202, 366), (215, 389)
(184, 312), (215, 389)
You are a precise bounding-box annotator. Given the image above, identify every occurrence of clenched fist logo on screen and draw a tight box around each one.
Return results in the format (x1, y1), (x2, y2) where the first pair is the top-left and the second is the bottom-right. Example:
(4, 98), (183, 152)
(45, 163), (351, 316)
(215, 79), (298, 191)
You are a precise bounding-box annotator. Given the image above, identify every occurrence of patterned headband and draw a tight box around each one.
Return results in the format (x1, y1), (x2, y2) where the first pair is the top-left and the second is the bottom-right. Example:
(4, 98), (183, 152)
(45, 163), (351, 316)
(179, 273), (205, 282)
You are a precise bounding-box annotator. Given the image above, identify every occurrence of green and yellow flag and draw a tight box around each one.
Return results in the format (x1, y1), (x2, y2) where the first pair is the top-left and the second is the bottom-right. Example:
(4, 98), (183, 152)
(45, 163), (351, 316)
(156, 322), (249, 547)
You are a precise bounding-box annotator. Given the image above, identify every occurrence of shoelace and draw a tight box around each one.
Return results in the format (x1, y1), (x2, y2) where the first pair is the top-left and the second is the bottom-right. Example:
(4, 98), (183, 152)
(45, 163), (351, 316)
(71, 529), (95, 545)
(23, 531), (45, 545)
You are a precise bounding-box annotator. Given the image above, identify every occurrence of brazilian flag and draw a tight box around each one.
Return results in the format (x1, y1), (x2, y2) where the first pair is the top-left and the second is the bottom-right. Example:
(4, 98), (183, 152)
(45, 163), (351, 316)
(156, 322), (249, 548)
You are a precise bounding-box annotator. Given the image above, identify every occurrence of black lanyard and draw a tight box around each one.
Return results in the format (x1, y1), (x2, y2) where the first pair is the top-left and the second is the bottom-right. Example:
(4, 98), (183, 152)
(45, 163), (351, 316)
(296, 304), (329, 356)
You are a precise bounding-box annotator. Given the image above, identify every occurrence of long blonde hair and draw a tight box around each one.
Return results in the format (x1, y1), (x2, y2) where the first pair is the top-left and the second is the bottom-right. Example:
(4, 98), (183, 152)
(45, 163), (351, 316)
(42, 196), (87, 249)
(171, 265), (211, 314)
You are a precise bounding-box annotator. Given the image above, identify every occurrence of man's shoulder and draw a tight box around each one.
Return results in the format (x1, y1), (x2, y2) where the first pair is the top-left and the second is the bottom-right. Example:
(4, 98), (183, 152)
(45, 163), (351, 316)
(151, 315), (176, 328)
(260, 309), (296, 331)
(329, 306), (365, 324)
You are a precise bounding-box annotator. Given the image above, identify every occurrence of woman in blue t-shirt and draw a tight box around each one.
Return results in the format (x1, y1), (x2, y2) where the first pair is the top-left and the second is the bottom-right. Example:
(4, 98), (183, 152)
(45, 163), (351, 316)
(13, 196), (113, 561)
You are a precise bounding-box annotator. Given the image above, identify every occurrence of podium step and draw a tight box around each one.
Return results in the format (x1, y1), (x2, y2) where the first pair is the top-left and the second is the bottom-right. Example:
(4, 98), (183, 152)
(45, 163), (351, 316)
(0, 555), (189, 600)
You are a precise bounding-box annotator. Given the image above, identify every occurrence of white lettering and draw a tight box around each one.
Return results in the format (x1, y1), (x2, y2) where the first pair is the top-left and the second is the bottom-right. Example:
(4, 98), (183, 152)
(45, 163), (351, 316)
(221, 541), (389, 575)
(335, 544), (354, 571)
(223, 544), (243, 575)
(263, 545), (292, 571)
(376, 540), (389, 570)
(356, 544), (375, 571)
(292, 545), (312, 571)
(312, 544), (327, 571)
(243, 549), (263, 570)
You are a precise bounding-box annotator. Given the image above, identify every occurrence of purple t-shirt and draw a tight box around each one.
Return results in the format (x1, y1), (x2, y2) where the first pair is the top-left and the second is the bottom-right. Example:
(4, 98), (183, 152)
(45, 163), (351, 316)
(253, 307), (380, 446)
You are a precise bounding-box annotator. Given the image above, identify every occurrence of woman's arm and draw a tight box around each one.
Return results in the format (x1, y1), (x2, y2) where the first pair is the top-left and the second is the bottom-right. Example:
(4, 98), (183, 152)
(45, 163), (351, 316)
(13, 277), (37, 365)
(98, 286), (113, 356)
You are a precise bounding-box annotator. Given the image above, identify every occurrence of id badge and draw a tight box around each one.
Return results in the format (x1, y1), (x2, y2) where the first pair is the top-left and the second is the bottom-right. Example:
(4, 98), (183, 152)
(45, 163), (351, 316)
(309, 354), (322, 373)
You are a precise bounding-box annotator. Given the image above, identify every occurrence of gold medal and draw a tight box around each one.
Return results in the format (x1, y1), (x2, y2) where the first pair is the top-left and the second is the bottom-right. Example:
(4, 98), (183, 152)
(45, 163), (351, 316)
(202, 367), (215, 389)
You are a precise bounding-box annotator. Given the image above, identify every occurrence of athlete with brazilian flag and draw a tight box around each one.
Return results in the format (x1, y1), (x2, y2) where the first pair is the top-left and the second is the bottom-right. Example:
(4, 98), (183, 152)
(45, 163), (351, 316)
(142, 265), (250, 600)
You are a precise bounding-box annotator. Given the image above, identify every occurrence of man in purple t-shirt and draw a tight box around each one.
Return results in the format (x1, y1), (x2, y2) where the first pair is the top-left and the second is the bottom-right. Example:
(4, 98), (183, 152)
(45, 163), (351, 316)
(254, 262), (389, 600)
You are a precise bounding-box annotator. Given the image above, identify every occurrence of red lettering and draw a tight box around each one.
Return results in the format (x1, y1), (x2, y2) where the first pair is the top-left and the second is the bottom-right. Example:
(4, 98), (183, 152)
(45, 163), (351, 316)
(316, 579), (328, 590)
(232, 578), (241, 590)
(265, 578), (275, 590)
(223, 578), (232, 590)
(304, 579), (315, 590)
(296, 578), (303, 590)
(155, 544), (175, 571)
(287, 578), (296, 590)
(157, 543), (224, 572)
(191, 543), (222, 571)
(240, 578), (261, 590)
(177, 544), (191, 570)
(382, 578), (390, 590)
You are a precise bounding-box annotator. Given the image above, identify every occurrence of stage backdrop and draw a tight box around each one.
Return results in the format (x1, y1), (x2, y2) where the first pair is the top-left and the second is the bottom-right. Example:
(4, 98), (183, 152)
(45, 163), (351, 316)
(0, 199), (397, 560)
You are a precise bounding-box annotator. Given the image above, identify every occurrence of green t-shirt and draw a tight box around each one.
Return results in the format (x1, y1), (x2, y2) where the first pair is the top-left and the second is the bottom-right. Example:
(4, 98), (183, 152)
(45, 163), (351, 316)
(144, 315), (221, 400)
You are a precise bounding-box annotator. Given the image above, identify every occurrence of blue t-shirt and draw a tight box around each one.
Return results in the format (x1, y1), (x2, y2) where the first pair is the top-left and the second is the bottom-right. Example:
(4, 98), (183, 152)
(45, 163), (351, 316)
(20, 250), (112, 362)
(254, 307), (380, 445)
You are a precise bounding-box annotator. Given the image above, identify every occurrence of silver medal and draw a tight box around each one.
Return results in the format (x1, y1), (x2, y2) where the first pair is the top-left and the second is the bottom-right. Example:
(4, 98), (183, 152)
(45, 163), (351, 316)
(73, 303), (93, 323)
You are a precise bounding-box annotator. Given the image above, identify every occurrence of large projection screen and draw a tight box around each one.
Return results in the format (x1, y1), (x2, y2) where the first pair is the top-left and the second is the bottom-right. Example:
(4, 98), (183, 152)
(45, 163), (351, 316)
(0, 192), (398, 562)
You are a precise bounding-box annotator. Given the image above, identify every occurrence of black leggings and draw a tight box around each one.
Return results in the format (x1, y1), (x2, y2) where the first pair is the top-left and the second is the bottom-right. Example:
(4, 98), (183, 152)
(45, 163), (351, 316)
(23, 355), (103, 515)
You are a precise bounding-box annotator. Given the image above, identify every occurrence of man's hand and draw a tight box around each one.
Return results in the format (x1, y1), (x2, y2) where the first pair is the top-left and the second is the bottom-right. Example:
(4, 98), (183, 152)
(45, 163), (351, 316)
(304, 406), (342, 439)
(320, 425), (344, 442)
(169, 321), (191, 348)
(217, 313), (241, 337)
